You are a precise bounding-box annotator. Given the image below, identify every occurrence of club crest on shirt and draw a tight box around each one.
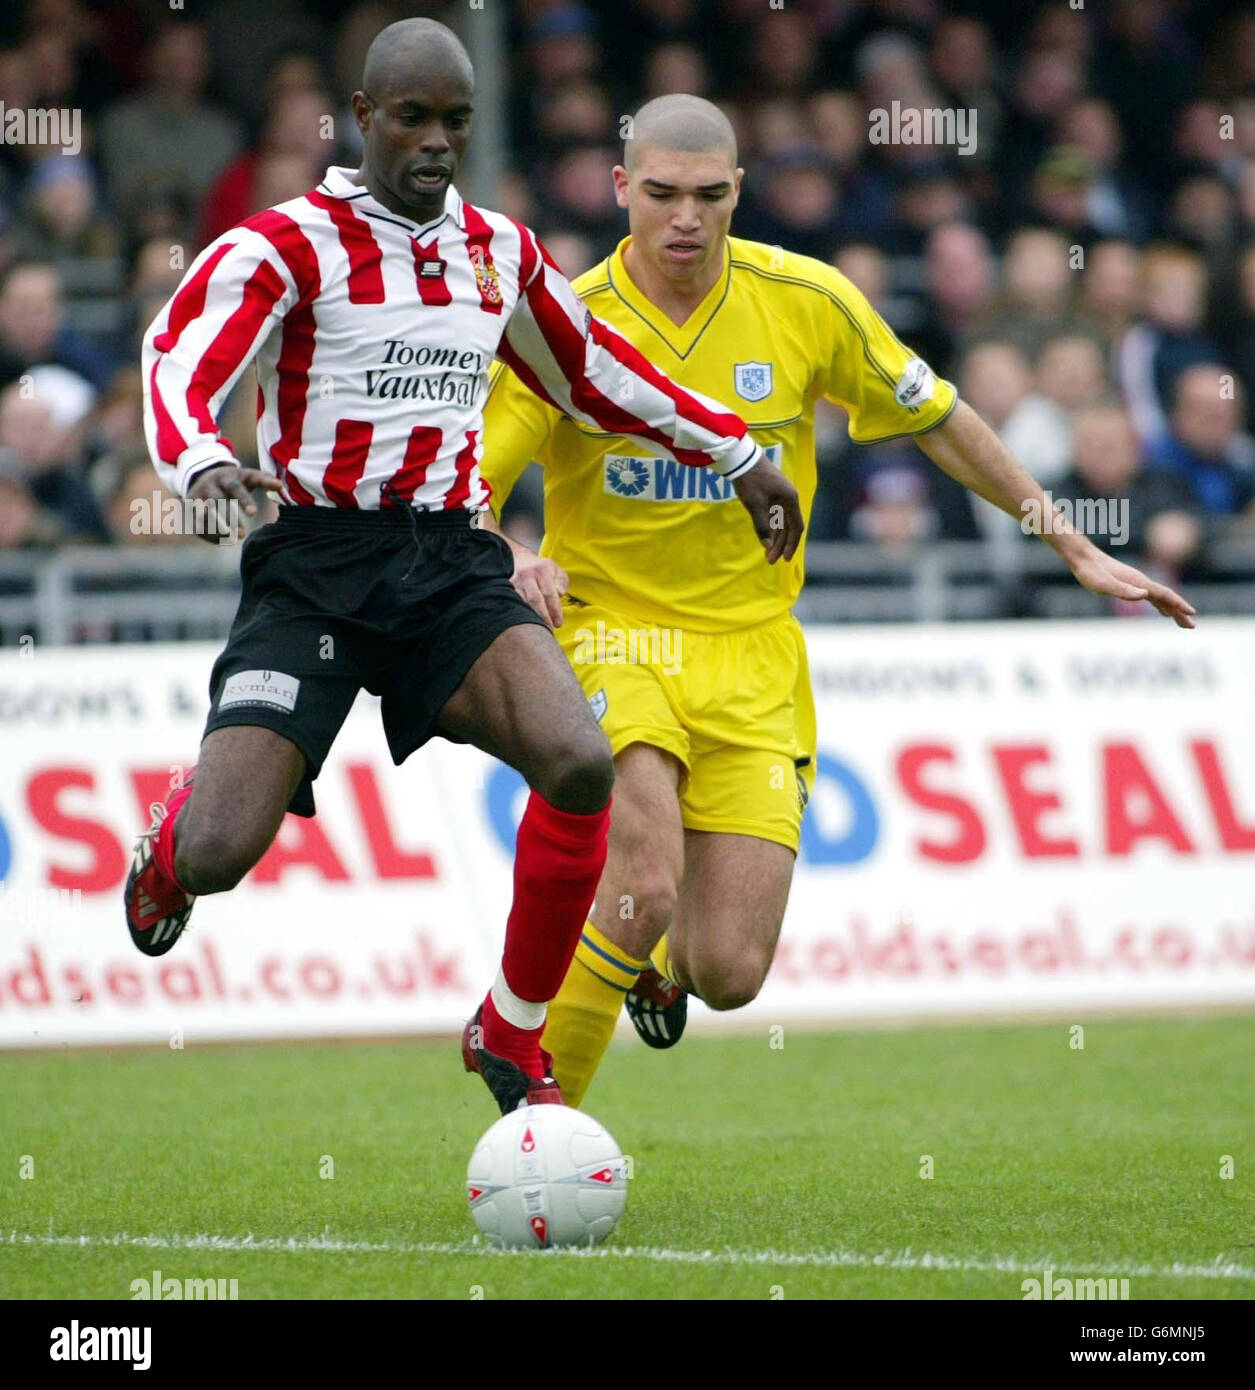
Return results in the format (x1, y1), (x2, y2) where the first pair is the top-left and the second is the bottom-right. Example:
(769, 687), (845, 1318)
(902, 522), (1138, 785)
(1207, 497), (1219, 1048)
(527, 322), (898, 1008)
(734, 361), (773, 402)
(468, 243), (502, 304)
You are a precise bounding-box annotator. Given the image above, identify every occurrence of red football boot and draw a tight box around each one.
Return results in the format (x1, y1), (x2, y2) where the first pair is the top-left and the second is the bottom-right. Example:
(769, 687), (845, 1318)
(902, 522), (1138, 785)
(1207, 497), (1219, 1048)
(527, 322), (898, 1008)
(461, 1003), (565, 1115)
(123, 774), (196, 957)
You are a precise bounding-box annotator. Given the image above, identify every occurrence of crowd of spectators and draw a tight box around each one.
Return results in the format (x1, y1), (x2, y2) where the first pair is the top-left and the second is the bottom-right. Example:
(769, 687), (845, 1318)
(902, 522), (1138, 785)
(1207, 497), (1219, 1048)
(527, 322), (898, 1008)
(2, 0), (1255, 615)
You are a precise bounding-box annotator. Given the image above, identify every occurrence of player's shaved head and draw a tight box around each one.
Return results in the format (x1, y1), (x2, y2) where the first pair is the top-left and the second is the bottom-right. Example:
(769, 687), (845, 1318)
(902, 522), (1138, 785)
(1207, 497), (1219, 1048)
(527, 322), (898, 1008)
(352, 18), (475, 222)
(361, 17), (472, 98)
(624, 94), (737, 173)
(613, 93), (743, 294)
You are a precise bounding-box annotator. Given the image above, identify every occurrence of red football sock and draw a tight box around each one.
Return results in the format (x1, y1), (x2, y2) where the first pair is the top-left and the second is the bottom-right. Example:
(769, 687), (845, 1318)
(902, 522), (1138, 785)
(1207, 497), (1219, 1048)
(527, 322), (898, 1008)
(483, 791), (611, 1073)
(504, 790), (611, 1000)
(480, 992), (545, 1071)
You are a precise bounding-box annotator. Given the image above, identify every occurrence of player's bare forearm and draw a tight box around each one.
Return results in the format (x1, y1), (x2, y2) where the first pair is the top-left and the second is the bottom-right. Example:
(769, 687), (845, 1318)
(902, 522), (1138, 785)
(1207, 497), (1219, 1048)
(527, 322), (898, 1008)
(916, 400), (1059, 536)
(479, 509), (568, 629)
(916, 400), (1196, 628)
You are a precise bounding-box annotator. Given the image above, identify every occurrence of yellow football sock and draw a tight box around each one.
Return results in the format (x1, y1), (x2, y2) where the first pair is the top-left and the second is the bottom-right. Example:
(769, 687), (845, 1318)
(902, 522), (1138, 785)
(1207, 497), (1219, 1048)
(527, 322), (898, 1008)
(649, 933), (681, 990)
(543, 921), (647, 1108)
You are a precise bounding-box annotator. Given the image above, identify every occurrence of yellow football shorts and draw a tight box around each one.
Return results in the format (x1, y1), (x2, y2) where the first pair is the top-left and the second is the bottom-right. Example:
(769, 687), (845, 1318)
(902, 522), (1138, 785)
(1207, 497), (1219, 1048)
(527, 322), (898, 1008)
(556, 597), (816, 851)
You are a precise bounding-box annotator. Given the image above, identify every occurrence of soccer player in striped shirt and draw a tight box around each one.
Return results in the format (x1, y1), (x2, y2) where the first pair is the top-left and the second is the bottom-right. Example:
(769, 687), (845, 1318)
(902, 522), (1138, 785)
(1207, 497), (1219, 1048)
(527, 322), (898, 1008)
(125, 22), (802, 1116)
(480, 95), (1196, 1108)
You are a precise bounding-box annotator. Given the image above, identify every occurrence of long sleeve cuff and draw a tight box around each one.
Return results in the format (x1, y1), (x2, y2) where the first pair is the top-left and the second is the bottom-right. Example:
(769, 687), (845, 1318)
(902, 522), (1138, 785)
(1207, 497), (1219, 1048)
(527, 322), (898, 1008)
(708, 434), (764, 480)
(175, 442), (238, 497)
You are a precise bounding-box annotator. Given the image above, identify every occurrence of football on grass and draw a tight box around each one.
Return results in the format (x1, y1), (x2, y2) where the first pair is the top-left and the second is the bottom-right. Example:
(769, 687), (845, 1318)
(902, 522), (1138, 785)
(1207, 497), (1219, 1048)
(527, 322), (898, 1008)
(466, 1104), (628, 1249)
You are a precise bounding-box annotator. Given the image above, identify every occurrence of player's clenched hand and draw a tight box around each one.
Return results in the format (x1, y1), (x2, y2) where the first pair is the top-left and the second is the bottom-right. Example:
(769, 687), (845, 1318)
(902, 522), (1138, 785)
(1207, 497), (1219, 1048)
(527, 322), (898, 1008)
(732, 456), (804, 563)
(509, 544), (569, 630)
(1066, 544), (1197, 629)
(187, 462), (283, 543)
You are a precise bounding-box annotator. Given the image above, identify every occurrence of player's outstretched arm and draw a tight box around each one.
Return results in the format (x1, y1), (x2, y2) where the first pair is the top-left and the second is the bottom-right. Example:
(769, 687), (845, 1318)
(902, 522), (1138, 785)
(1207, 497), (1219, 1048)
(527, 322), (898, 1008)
(499, 227), (803, 562)
(916, 400), (1197, 628)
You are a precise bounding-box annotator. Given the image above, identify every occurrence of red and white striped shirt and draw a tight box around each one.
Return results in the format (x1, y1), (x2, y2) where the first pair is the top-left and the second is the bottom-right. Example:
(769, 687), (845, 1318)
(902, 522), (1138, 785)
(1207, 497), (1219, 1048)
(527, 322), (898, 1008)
(142, 165), (763, 509)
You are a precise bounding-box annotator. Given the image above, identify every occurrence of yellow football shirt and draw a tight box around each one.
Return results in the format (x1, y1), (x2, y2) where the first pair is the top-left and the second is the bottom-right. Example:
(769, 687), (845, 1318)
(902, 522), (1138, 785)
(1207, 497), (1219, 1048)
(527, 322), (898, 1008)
(481, 235), (958, 633)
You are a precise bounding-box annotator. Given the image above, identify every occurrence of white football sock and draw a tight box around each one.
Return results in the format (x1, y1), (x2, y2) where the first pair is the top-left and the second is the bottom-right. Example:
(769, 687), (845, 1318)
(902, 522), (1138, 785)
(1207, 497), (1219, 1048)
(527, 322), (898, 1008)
(491, 965), (547, 1030)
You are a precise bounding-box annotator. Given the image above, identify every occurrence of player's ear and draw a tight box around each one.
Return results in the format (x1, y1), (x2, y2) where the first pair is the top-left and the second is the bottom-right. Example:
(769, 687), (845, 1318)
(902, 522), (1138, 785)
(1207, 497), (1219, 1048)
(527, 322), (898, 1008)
(350, 90), (372, 135)
(732, 166), (744, 206)
(612, 165), (630, 210)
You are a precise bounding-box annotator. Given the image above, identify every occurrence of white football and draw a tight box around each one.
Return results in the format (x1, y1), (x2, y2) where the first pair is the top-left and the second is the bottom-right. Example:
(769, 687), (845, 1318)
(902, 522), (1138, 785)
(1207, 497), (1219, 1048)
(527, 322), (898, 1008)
(466, 1104), (628, 1249)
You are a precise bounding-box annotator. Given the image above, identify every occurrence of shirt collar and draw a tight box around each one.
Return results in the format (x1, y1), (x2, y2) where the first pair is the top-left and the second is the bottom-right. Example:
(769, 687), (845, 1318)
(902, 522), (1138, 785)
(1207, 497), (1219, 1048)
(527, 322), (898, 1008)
(608, 234), (732, 351)
(318, 165), (465, 233)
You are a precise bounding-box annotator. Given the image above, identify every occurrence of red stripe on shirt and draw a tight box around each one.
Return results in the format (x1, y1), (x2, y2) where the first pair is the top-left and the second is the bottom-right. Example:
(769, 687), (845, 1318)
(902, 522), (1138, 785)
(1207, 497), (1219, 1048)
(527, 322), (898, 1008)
(244, 211), (321, 504)
(149, 243), (239, 462)
(267, 299), (318, 504)
(306, 190), (385, 303)
(240, 208), (321, 305)
(462, 204), (504, 315)
(506, 218), (539, 296)
(411, 237), (452, 306)
(153, 242), (234, 354)
(443, 428), (478, 510)
(382, 424), (443, 504)
(496, 339), (564, 416)
(185, 258), (287, 434)
(525, 273), (715, 466)
(323, 418), (374, 507)
(148, 358), (187, 463)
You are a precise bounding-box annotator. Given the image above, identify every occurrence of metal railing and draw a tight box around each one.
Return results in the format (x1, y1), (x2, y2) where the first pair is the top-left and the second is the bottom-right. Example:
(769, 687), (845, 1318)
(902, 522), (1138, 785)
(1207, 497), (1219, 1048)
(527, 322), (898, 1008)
(794, 537), (1255, 623)
(1, 537), (1253, 646)
(0, 545), (243, 646)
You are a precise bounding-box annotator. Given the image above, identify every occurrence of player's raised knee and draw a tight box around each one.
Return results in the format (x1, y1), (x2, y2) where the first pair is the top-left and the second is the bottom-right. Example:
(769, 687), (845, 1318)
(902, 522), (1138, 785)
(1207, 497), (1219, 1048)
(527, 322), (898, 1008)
(534, 731), (615, 814)
(174, 824), (267, 895)
(692, 955), (771, 1012)
(614, 875), (678, 958)
(632, 875), (678, 930)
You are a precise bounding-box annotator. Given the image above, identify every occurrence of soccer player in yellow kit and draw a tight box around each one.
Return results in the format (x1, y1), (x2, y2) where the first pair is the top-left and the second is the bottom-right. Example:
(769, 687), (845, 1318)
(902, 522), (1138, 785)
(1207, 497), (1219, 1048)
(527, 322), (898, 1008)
(480, 95), (1196, 1108)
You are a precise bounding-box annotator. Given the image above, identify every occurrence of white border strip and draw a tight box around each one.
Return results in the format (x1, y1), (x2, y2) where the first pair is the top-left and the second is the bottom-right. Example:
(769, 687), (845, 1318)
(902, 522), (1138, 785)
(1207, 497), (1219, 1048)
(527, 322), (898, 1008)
(4, 1231), (1251, 1282)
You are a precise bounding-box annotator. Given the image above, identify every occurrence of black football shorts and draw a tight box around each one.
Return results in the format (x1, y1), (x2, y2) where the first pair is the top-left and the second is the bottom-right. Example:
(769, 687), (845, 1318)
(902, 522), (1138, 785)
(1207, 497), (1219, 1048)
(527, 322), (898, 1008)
(202, 504), (547, 816)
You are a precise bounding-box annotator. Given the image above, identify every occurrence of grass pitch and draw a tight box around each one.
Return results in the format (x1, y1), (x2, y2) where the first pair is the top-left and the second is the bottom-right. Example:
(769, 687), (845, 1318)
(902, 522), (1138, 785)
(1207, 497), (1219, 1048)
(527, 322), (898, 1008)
(1, 1015), (1251, 1300)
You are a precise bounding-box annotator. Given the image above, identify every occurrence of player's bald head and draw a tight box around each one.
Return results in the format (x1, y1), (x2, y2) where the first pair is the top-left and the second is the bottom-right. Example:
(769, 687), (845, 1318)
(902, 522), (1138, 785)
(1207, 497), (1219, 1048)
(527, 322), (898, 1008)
(624, 94), (737, 174)
(361, 17), (473, 98)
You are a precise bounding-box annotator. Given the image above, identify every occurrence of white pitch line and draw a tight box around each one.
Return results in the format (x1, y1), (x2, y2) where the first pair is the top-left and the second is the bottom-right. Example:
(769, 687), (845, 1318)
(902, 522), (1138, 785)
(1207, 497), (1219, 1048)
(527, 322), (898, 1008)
(3, 1231), (1252, 1282)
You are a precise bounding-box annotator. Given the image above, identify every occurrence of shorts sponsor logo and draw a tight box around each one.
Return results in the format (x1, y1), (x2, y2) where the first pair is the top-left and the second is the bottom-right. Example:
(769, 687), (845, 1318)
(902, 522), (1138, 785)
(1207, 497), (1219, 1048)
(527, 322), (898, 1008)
(734, 361), (773, 402)
(603, 445), (782, 504)
(894, 357), (936, 409)
(218, 669), (300, 714)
